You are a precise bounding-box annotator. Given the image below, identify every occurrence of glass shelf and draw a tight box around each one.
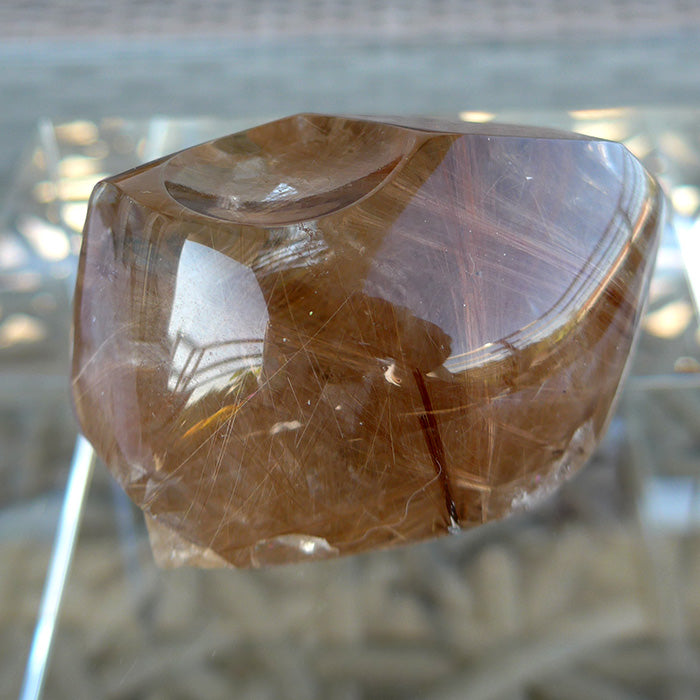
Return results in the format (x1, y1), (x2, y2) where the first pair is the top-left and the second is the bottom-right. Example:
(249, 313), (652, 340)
(3, 109), (699, 700)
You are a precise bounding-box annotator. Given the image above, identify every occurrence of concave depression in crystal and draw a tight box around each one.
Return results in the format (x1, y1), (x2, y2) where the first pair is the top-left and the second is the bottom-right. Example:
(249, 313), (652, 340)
(72, 114), (662, 568)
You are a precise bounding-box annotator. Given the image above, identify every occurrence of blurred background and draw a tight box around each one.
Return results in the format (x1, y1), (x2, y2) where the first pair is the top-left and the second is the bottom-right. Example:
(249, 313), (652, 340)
(1, 2), (699, 699)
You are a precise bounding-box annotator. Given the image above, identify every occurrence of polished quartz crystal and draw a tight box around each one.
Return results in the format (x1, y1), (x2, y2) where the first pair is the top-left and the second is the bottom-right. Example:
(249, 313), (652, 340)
(72, 114), (663, 568)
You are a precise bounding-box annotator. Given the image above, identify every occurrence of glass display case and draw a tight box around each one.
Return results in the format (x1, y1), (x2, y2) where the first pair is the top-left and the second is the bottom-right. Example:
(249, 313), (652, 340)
(2, 109), (699, 700)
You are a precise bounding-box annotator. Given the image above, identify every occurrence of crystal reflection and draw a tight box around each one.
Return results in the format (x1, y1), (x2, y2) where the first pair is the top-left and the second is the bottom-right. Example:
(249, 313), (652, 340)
(70, 115), (669, 569)
(251, 221), (328, 277)
(167, 240), (268, 404)
(362, 137), (653, 375)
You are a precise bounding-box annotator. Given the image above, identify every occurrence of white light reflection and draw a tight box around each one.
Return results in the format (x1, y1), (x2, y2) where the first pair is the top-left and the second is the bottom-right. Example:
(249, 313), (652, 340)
(568, 108), (629, 120)
(672, 186), (700, 217)
(643, 300), (695, 339)
(263, 182), (298, 202)
(0, 313), (47, 348)
(17, 216), (71, 261)
(168, 240), (268, 404)
(57, 175), (107, 202)
(54, 120), (98, 146)
(60, 203), (89, 233)
(58, 155), (98, 179)
(572, 120), (628, 142)
(676, 215), (700, 315)
(253, 534), (339, 562)
(458, 111), (495, 123)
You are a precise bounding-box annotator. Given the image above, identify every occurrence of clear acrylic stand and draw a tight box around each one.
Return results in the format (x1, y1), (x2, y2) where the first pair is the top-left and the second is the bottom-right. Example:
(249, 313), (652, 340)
(19, 436), (96, 700)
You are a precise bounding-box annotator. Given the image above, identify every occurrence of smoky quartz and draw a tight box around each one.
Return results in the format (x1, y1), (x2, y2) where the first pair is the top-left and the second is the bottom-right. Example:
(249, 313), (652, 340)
(72, 114), (663, 567)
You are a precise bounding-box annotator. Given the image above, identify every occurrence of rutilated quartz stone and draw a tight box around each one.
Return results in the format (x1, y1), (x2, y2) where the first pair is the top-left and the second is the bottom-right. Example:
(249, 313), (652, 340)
(72, 114), (663, 568)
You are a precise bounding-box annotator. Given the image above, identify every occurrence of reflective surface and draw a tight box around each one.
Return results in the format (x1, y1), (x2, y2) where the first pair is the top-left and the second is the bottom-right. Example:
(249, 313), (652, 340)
(1, 109), (698, 700)
(72, 115), (662, 567)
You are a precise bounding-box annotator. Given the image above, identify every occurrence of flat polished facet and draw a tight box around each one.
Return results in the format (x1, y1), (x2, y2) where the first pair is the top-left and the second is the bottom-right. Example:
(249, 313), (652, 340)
(72, 114), (663, 568)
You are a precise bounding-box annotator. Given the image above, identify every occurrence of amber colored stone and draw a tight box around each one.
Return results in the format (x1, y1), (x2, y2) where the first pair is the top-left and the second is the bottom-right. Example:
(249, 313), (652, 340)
(72, 114), (663, 568)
